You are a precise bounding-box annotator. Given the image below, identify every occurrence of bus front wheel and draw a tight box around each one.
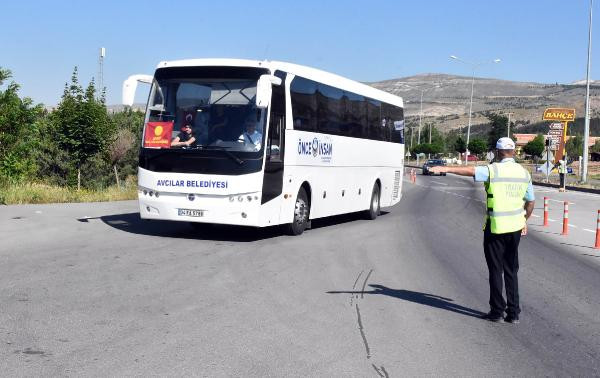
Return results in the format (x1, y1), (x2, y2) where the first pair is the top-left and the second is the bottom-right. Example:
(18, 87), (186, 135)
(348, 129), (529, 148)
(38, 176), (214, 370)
(365, 183), (381, 220)
(285, 187), (309, 236)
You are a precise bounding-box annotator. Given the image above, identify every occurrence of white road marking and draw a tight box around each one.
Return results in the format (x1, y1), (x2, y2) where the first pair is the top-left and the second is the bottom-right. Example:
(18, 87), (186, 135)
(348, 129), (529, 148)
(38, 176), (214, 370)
(548, 219), (557, 222)
(429, 186), (484, 202)
(531, 214), (540, 218)
(549, 199), (575, 205)
(432, 182), (449, 186)
(568, 224), (578, 228)
(583, 228), (596, 233)
(561, 190), (600, 199)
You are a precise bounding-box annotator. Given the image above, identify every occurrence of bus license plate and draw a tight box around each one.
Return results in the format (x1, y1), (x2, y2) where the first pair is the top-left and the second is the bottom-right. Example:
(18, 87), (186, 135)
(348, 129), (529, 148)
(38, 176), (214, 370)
(178, 209), (204, 217)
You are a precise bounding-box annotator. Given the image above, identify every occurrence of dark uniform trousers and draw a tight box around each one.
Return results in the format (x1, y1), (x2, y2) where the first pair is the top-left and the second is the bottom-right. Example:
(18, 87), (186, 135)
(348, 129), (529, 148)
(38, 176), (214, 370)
(483, 222), (521, 317)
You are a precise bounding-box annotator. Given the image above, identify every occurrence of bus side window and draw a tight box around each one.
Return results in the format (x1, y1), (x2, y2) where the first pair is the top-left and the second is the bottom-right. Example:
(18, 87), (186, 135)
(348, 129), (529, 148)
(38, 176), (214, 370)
(267, 115), (284, 161)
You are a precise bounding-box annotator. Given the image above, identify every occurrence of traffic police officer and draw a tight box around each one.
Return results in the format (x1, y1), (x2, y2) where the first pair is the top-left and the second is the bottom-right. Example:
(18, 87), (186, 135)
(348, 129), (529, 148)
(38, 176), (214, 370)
(430, 137), (535, 324)
(557, 158), (567, 191)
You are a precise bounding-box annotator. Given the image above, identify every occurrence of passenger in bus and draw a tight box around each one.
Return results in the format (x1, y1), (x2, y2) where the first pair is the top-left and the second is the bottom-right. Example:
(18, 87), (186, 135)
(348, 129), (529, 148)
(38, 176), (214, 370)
(238, 116), (262, 150)
(210, 106), (229, 138)
(171, 124), (197, 148)
(193, 106), (210, 145)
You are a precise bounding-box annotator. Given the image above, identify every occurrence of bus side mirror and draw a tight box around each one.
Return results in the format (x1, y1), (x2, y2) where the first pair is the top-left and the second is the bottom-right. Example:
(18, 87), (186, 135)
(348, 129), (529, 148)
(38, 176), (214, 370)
(122, 74), (153, 106)
(256, 75), (282, 109)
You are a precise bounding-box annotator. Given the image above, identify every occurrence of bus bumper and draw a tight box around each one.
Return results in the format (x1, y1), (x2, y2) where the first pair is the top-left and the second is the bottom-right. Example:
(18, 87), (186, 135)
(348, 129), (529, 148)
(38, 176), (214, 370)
(138, 189), (262, 227)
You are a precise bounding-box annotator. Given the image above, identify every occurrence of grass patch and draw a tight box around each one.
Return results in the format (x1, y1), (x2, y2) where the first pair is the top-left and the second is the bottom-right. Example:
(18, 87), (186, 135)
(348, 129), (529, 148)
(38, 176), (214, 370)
(0, 177), (137, 205)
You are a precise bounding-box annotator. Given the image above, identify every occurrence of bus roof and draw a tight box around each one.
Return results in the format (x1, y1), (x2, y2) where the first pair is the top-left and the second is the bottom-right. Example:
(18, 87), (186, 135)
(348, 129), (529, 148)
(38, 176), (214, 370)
(156, 58), (404, 108)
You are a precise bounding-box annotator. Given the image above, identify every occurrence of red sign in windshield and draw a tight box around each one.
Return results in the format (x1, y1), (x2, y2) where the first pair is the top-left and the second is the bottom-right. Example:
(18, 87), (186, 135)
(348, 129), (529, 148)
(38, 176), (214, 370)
(144, 121), (173, 148)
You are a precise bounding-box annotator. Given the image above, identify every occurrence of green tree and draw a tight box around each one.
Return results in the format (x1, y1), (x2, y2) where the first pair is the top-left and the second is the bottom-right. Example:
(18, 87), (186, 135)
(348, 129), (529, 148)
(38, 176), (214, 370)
(429, 141), (443, 155)
(590, 139), (600, 153)
(425, 123), (445, 154)
(453, 136), (467, 154)
(108, 108), (145, 186)
(51, 67), (115, 189)
(411, 143), (426, 155)
(468, 138), (488, 156)
(108, 128), (135, 187)
(110, 107), (145, 137)
(565, 135), (584, 160)
(443, 132), (457, 154)
(487, 113), (510, 149)
(523, 134), (545, 159)
(0, 67), (45, 183)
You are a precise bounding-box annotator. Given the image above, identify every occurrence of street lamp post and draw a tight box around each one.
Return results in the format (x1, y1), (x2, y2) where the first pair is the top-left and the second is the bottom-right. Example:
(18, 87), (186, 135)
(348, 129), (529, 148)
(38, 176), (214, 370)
(450, 55), (501, 164)
(582, 0), (593, 183)
(417, 91), (423, 166)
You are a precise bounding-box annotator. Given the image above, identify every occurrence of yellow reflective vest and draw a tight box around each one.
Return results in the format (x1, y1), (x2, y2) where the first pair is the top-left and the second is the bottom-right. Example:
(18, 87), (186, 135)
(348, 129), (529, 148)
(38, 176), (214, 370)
(558, 159), (567, 174)
(484, 162), (531, 234)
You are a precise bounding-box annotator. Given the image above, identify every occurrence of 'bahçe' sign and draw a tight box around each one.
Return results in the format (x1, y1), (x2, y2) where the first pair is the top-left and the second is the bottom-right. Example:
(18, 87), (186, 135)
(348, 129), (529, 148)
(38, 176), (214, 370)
(543, 108), (575, 122)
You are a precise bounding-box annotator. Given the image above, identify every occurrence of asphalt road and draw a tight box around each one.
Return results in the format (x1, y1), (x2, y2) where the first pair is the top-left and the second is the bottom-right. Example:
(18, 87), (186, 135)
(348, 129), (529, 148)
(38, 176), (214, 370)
(1, 176), (599, 376)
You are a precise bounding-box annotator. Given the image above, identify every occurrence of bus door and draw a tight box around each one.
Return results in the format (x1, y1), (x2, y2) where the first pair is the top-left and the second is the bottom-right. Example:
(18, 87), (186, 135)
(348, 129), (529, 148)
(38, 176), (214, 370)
(261, 72), (286, 204)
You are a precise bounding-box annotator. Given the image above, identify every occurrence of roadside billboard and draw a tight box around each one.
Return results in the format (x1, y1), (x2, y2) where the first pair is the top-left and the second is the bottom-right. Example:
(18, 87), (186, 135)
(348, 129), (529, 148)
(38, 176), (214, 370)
(543, 109), (575, 163)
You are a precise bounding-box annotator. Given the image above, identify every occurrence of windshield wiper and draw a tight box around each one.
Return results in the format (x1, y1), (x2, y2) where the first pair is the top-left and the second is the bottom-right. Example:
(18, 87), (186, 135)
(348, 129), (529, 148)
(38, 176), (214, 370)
(201, 145), (245, 165)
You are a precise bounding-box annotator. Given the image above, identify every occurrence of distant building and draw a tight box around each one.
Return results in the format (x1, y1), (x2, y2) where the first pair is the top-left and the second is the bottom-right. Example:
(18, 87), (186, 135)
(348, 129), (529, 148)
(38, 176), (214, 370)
(513, 133), (600, 157)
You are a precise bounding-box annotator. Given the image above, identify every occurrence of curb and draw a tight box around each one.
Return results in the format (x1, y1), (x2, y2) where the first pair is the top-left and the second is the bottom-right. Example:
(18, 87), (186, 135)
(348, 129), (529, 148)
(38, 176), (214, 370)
(532, 181), (600, 195)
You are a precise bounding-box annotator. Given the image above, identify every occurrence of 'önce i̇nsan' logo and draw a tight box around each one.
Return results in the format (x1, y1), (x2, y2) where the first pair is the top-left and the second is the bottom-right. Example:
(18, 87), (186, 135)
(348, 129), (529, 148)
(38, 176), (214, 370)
(298, 137), (333, 162)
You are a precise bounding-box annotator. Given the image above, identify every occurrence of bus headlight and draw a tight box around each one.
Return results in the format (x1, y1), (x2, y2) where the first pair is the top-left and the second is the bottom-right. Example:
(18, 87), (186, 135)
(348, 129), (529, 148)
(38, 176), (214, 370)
(237, 196), (243, 202)
(247, 195), (252, 202)
(229, 196), (235, 202)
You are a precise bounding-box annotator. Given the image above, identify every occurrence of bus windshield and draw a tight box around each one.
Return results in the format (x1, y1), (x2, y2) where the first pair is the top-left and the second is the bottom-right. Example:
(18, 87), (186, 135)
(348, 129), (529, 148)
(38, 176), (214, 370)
(145, 75), (267, 152)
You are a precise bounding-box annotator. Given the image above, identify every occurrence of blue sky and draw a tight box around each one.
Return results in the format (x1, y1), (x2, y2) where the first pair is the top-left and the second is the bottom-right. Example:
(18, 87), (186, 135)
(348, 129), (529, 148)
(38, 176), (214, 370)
(2, 0), (596, 106)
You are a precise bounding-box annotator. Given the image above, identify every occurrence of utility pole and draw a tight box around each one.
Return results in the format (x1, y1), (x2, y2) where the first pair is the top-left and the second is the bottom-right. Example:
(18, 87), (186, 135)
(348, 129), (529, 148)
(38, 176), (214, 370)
(429, 123), (432, 144)
(582, 0), (593, 183)
(418, 84), (441, 163)
(428, 123), (433, 159)
(505, 112), (514, 138)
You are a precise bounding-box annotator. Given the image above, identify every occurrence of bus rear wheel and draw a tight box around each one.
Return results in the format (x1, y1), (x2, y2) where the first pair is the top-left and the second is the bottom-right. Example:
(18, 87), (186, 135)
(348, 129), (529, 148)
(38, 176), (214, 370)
(285, 187), (309, 236)
(365, 183), (380, 220)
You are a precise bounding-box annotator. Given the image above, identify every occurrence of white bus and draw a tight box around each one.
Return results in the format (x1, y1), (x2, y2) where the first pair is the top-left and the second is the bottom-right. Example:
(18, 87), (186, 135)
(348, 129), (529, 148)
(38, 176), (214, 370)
(123, 59), (405, 235)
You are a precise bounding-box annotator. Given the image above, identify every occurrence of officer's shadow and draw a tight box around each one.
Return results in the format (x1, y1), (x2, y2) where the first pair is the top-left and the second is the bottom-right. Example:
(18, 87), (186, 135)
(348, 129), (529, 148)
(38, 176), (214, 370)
(328, 284), (485, 319)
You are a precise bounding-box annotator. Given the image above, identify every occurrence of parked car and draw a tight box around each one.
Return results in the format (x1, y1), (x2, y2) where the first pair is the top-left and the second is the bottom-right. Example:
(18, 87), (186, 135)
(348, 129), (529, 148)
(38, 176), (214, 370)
(422, 159), (447, 175)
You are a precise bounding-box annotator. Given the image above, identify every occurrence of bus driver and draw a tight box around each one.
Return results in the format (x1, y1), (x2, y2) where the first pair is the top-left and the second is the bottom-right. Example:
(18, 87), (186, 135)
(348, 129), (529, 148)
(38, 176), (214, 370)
(238, 116), (262, 150)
